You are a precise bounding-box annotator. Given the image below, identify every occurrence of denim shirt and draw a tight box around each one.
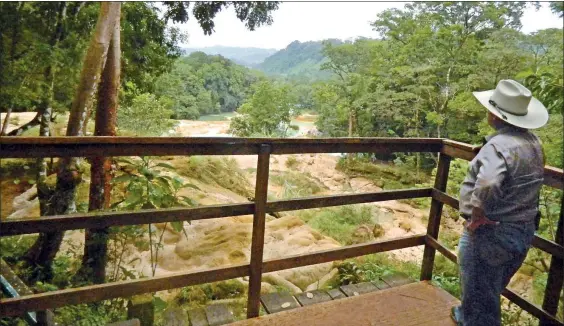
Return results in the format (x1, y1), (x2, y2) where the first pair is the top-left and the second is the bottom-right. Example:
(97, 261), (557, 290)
(459, 126), (544, 223)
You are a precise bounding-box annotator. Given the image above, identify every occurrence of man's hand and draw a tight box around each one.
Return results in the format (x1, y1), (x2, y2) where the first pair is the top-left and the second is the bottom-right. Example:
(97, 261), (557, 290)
(464, 207), (499, 233)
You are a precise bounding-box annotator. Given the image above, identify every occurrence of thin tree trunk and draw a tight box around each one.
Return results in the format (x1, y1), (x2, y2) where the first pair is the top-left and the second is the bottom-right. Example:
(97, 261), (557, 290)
(23, 2), (121, 282)
(78, 9), (121, 284)
(67, 2), (120, 137)
(1, 108), (12, 135)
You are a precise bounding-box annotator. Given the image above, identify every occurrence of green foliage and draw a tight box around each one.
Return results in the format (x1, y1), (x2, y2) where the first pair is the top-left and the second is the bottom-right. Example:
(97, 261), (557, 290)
(54, 301), (126, 326)
(0, 235), (38, 263)
(174, 156), (252, 198)
(337, 261), (363, 285)
(340, 253), (420, 285)
(0, 2), (188, 113)
(117, 93), (177, 136)
(298, 206), (373, 245)
(112, 157), (198, 210)
(284, 156), (299, 169)
(338, 157), (430, 188)
(175, 280), (247, 306)
(229, 81), (298, 137)
(183, 46), (277, 67)
(155, 52), (262, 119)
(524, 73), (563, 115)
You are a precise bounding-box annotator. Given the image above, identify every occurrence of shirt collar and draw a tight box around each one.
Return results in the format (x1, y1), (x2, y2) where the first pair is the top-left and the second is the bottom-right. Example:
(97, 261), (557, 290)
(485, 125), (523, 142)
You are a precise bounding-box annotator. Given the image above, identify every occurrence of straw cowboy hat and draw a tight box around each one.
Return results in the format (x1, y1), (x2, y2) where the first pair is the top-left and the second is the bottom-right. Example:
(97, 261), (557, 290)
(473, 79), (549, 129)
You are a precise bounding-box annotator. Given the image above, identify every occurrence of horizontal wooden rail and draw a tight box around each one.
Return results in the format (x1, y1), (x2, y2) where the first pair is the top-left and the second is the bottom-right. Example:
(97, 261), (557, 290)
(0, 188), (432, 236)
(431, 189), (564, 259)
(424, 236), (457, 263)
(0, 263), (249, 317)
(264, 234), (426, 273)
(0, 137), (443, 158)
(1, 137), (562, 324)
(441, 140), (563, 190)
(502, 289), (563, 326)
(531, 236), (564, 260)
(441, 139), (480, 161)
(543, 166), (564, 190)
(0, 235), (425, 317)
(267, 188), (432, 212)
(0, 203), (255, 236)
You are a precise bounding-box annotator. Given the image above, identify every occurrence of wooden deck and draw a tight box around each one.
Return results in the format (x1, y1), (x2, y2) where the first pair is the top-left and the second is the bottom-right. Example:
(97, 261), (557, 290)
(232, 282), (459, 326)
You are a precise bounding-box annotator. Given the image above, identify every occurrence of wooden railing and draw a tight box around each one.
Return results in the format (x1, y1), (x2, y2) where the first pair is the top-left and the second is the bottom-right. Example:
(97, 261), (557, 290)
(0, 137), (562, 325)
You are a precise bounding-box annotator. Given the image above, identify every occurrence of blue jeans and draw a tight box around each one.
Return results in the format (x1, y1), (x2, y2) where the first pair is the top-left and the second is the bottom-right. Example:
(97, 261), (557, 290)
(457, 221), (535, 326)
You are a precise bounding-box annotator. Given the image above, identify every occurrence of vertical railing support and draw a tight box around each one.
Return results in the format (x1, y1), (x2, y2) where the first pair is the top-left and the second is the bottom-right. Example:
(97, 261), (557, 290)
(246, 144), (271, 318)
(420, 153), (451, 281)
(540, 194), (563, 326)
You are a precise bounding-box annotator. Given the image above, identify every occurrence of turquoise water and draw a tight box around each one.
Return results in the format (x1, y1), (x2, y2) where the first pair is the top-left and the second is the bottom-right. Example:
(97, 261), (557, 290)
(198, 112), (237, 121)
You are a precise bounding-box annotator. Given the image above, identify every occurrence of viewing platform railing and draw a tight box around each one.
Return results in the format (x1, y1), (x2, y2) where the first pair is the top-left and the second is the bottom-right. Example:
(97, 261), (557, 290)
(0, 137), (562, 325)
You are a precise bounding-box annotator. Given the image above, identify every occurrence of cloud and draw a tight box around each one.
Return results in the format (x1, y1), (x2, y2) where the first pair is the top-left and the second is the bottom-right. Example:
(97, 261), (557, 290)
(175, 2), (563, 50)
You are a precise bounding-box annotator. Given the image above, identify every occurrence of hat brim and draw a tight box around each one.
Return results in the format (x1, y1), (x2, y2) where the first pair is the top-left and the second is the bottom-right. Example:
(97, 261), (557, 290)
(473, 91), (549, 129)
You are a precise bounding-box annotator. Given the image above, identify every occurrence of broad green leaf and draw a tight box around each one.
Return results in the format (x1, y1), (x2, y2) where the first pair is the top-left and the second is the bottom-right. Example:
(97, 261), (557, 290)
(111, 174), (135, 184)
(180, 196), (197, 206)
(181, 183), (201, 191)
(155, 162), (176, 170)
(116, 158), (135, 165)
(119, 266), (136, 280)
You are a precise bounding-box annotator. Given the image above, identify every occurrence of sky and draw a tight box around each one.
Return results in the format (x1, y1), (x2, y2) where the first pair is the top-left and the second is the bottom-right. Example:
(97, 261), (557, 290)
(174, 2), (563, 50)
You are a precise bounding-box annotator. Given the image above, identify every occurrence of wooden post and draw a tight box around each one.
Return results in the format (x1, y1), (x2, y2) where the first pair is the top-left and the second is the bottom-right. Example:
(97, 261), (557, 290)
(420, 153), (451, 281)
(127, 294), (154, 326)
(540, 194), (563, 326)
(246, 144), (271, 318)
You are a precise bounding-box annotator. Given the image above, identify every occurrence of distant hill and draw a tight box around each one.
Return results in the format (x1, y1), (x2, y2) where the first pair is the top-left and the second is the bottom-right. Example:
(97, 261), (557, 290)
(256, 39), (344, 80)
(182, 46), (277, 67)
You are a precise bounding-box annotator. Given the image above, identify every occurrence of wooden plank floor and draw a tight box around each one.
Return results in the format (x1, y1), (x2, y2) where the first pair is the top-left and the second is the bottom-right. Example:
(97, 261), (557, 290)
(231, 282), (459, 326)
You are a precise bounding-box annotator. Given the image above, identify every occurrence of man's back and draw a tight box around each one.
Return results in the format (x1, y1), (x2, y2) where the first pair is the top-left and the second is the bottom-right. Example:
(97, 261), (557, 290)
(459, 126), (544, 223)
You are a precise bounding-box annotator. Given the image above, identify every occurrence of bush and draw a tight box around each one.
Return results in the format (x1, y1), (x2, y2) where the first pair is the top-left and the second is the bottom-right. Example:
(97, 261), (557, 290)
(372, 223), (385, 238)
(399, 220), (413, 232)
(285, 155), (299, 169)
(117, 93), (177, 136)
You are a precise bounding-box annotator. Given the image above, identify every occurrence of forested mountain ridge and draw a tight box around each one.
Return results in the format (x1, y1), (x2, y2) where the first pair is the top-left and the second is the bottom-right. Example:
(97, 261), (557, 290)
(256, 39), (344, 80)
(182, 46), (277, 67)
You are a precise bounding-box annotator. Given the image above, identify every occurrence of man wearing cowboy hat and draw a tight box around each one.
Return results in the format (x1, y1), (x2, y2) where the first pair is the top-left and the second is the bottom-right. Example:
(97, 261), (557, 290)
(451, 79), (549, 326)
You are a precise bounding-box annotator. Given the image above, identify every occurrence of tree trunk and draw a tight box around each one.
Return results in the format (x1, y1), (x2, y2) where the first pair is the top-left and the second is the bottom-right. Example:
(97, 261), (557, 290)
(347, 106), (357, 161)
(1, 107), (12, 135)
(78, 8), (121, 284)
(23, 2), (66, 280)
(23, 2), (121, 282)
(67, 2), (120, 137)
